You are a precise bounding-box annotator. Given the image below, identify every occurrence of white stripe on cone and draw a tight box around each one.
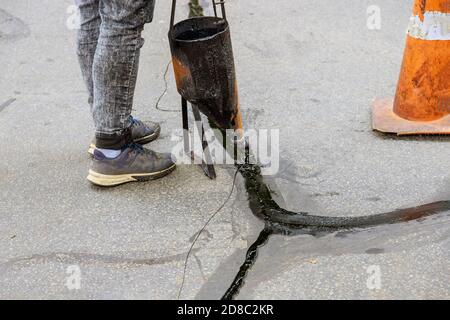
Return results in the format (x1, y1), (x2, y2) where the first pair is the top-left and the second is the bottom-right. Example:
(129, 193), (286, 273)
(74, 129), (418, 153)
(407, 11), (450, 40)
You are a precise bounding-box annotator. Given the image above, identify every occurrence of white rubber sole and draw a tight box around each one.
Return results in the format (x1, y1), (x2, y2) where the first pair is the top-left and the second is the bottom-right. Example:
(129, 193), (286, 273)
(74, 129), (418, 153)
(87, 144), (96, 156)
(87, 164), (176, 187)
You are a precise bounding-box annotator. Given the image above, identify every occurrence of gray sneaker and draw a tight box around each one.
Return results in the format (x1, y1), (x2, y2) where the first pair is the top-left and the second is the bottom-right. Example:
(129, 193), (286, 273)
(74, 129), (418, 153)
(87, 143), (176, 187)
(88, 117), (161, 155)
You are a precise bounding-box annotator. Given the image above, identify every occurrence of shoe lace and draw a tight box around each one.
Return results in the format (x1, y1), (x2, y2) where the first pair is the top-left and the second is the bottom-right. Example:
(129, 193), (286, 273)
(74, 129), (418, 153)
(127, 142), (155, 157)
(127, 142), (144, 154)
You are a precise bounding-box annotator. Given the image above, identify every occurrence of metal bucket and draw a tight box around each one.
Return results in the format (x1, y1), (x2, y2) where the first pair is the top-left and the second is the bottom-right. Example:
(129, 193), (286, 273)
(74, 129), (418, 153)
(168, 0), (243, 131)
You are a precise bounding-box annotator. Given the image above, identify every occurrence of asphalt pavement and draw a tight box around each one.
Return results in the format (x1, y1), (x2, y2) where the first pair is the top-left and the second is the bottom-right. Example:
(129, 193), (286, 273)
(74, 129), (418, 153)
(0, 0), (449, 299)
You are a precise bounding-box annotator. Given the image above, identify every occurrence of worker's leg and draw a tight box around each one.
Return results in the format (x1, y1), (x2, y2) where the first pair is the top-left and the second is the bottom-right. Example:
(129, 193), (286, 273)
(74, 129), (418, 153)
(86, 0), (175, 187)
(92, 0), (155, 149)
(76, 0), (160, 155)
(76, 0), (101, 109)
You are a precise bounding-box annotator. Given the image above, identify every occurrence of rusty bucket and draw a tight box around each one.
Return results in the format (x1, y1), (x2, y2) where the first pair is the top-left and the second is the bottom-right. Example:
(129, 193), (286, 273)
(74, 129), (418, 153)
(168, 0), (243, 131)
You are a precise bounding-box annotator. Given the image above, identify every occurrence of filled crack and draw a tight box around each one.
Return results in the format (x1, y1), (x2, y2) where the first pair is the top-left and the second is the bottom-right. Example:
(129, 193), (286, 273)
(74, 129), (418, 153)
(189, 0), (205, 18)
(218, 133), (450, 299)
(221, 227), (272, 300)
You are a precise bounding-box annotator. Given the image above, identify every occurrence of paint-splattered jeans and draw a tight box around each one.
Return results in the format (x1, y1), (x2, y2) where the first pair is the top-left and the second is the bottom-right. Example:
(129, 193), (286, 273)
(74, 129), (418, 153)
(75, 0), (155, 149)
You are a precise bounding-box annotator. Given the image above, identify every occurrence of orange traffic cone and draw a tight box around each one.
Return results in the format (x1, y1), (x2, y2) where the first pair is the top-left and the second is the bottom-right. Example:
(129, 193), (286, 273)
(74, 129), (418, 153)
(372, 0), (450, 135)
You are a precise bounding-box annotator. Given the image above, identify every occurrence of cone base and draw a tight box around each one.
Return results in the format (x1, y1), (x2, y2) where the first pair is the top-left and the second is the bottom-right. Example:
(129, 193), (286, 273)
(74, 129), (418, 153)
(372, 97), (450, 135)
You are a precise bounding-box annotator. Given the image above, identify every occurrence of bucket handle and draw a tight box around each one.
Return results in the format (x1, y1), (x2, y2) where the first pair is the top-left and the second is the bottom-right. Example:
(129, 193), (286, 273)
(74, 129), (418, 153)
(170, 0), (227, 30)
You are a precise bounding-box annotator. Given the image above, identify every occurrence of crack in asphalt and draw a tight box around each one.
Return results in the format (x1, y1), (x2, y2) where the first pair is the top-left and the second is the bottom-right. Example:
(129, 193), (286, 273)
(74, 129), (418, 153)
(0, 98), (16, 113)
(193, 253), (208, 281)
(0, 250), (199, 271)
(0, 8), (30, 42)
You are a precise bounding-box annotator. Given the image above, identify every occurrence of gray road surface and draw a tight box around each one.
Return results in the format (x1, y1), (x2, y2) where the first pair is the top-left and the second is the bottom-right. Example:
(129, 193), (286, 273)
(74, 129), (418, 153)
(0, 0), (449, 300)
